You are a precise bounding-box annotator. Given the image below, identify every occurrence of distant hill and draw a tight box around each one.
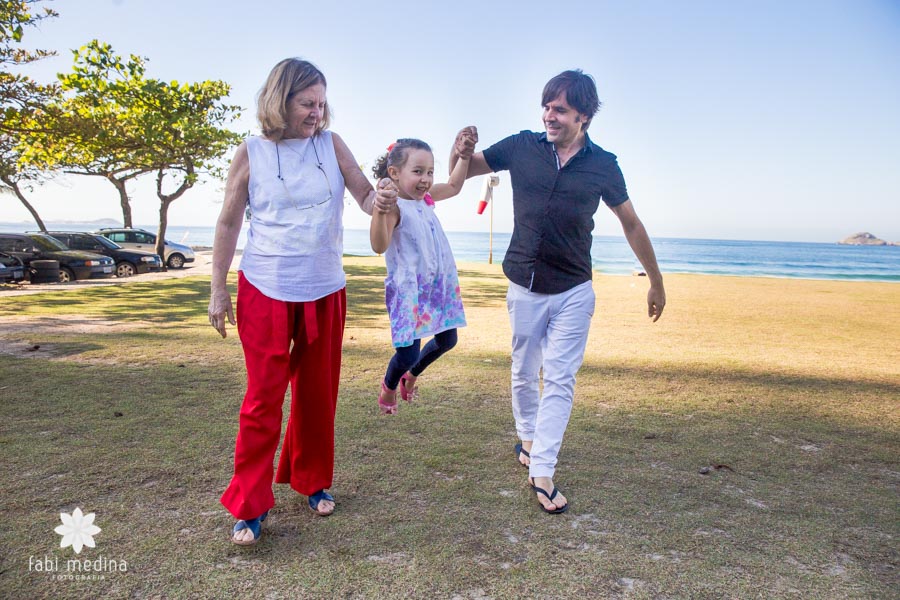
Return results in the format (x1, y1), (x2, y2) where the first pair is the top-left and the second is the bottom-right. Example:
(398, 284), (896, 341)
(53, 218), (121, 225)
(838, 232), (897, 246)
(0, 218), (121, 227)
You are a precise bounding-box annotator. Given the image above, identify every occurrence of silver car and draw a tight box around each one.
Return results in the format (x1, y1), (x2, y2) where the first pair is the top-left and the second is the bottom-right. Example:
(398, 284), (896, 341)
(95, 228), (195, 269)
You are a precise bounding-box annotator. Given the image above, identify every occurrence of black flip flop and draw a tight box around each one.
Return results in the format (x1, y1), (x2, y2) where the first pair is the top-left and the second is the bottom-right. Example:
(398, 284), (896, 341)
(529, 479), (568, 514)
(514, 443), (530, 468)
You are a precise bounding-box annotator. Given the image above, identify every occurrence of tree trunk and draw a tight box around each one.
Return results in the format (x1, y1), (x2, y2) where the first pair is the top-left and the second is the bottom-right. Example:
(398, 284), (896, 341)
(155, 165), (195, 269)
(156, 198), (173, 270)
(108, 175), (132, 228)
(1, 177), (47, 232)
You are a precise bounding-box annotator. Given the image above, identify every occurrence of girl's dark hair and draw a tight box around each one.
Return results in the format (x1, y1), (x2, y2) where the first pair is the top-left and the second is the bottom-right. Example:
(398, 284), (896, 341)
(541, 69), (601, 131)
(372, 138), (432, 180)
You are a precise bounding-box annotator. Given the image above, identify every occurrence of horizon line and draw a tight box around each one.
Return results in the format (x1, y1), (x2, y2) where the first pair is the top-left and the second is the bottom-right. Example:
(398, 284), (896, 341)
(1, 221), (897, 246)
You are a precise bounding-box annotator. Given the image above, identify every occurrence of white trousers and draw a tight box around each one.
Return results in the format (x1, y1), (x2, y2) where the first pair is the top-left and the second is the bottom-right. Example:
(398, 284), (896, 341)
(507, 280), (595, 479)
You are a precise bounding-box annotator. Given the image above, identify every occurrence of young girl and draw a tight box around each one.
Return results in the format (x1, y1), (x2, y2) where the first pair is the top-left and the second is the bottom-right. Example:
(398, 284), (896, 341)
(370, 136), (474, 414)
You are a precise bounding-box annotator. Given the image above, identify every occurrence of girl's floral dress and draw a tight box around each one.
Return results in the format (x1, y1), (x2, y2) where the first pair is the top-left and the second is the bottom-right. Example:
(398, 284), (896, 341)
(383, 194), (466, 347)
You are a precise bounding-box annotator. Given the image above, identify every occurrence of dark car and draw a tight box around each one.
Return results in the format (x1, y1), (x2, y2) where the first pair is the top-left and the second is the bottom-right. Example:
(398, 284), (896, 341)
(44, 231), (163, 278)
(0, 232), (115, 282)
(0, 251), (27, 283)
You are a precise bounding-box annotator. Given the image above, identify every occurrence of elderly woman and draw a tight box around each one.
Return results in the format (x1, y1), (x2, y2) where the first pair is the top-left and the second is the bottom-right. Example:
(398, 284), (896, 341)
(209, 58), (396, 545)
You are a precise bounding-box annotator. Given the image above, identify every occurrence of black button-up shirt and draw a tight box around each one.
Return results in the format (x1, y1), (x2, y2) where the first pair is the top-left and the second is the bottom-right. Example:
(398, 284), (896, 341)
(483, 130), (629, 294)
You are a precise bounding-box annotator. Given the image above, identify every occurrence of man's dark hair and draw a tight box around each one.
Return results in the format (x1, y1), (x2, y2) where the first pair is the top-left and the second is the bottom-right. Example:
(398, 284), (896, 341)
(542, 69), (601, 131)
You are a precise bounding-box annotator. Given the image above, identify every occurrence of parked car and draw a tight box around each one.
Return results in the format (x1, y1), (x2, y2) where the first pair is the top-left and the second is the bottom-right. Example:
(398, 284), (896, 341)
(0, 232), (115, 282)
(0, 251), (27, 283)
(44, 231), (163, 277)
(94, 228), (195, 269)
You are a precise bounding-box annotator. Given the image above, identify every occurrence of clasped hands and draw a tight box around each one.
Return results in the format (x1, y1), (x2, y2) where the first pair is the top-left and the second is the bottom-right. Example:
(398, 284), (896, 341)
(454, 126), (478, 160)
(373, 177), (398, 213)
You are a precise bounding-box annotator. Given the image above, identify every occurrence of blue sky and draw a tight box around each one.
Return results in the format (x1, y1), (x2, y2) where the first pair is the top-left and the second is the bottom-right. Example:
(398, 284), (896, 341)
(5, 0), (900, 243)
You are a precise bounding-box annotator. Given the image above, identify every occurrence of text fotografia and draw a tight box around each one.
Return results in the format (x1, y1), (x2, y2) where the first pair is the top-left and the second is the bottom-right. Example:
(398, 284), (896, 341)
(29, 555), (128, 580)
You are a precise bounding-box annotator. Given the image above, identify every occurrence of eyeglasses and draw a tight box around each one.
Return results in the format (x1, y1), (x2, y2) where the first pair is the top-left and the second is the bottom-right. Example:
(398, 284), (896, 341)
(275, 138), (334, 210)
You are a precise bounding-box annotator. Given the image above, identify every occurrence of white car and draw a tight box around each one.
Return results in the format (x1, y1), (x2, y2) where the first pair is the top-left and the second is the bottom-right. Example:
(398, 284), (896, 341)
(95, 228), (195, 269)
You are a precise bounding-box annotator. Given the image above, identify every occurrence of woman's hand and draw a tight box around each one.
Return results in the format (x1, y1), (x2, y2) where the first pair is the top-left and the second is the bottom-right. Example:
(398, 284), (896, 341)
(209, 287), (236, 338)
(374, 178), (398, 213)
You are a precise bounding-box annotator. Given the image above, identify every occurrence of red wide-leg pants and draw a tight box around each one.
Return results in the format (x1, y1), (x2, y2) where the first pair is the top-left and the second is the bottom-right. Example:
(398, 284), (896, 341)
(220, 272), (346, 520)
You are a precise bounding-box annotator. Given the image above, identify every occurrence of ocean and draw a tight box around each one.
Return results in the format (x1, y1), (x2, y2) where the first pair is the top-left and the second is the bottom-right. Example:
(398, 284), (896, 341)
(2, 222), (898, 282)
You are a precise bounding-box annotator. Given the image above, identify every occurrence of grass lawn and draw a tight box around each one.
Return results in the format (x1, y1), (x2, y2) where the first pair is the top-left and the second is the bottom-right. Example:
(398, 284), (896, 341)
(0, 256), (898, 599)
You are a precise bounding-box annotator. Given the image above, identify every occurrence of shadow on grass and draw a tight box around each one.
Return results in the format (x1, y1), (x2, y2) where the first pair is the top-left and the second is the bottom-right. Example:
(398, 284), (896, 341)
(329, 262), (510, 313)
(459, 278), (507, 307)
(577, 361), (900, 403)
(343, 262), (510, 326)
(0, 266), (509, 329)
(344, 263), (388, 327)
(0, 277), (213, 323)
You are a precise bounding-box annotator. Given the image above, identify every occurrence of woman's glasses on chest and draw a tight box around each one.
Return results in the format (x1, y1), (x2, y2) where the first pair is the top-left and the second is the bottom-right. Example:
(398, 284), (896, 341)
(275, 139), (335, 210)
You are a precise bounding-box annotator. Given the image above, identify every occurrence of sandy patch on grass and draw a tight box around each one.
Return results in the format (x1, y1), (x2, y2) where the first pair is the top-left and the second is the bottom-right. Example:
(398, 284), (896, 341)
(0, 314), (144, 335)
(0, 315), (145, 358)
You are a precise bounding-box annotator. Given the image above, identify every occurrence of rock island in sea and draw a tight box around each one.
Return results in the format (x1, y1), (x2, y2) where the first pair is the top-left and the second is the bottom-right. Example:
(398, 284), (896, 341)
(838, 232), (897, 246)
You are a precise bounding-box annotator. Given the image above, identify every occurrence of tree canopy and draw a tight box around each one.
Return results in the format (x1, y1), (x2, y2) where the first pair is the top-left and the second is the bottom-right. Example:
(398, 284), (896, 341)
(21, 39), (242, 229)
(0, 0), (57, 119)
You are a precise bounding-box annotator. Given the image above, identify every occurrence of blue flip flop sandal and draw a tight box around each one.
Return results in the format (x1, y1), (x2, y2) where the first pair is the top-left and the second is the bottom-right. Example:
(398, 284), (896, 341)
(231, 510), (269, 545)
(308, 490), (335, 516)
(514, 443), (530, 468)
(529, 480), (568, 514)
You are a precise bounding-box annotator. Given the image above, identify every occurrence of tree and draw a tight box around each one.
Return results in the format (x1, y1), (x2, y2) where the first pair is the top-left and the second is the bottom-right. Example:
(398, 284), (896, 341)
(132, 77), (241, 262)
(21, 40), (242, 247)
(0, 1), (58, 230)
(21, 41), (160, 226)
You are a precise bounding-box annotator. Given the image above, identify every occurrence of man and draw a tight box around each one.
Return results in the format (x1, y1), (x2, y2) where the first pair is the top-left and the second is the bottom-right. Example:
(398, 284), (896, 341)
(451, 69), (665, 513)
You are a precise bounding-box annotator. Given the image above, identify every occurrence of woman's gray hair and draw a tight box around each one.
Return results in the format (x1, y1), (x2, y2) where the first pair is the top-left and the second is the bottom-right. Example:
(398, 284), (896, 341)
(257, 58), (331, 141)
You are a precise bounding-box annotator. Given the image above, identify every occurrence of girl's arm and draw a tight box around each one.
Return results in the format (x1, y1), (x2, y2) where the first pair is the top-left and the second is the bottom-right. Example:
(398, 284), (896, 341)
(428, 155), (471, 202)
(333, 132), (396, 214)
(370, 182), (400, 254)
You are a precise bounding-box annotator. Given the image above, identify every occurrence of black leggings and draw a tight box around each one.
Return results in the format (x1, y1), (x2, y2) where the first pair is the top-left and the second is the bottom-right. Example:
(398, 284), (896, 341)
(384, 329), (458, 390)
